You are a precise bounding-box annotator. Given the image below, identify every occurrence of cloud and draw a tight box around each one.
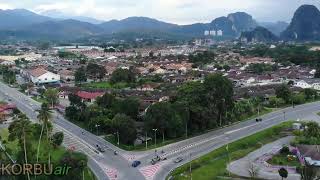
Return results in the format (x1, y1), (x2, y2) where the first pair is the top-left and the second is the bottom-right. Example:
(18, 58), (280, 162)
(0, 3), (13, 9)
(0, 0), (320, 24)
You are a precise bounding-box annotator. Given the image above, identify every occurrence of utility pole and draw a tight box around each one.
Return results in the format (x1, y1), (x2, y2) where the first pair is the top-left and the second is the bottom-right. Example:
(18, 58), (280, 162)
(185, 121), (188, 139)
(189, 153), (192, 180)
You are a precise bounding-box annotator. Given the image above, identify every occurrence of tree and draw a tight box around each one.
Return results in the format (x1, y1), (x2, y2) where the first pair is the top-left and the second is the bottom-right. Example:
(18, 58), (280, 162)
(204, 74), (234, 127)
(110, 68), (136, 84)
(112, 98), (140, 119)
(314, 66), (320, 78)
(75, 66), (87, 84)
(44, 88), (59, 108)
(149, 51), (154, 58)
(68, 93), (86, 111)
(86, 63), (106, 81)
(52, 132), (64, 147)
(36, 103), (52, 163)
(303, 122), (320, 138)
(275, 84), (291, 103)
(247, 161), (259, 179)
(144, 102), (183, 139)
(303, 88), (317, 100)
(8, 114), (32, 180)
(278, 168), (288, 180)
(96, 93), (116, 109)
(112, 114), (137, 144)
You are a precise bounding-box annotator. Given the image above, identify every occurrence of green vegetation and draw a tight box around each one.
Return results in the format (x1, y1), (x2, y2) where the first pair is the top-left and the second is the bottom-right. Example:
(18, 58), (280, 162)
(267, 153), (300, 167)
(0, 65), (16, 84)
(246, 63), (278, 74)
(168, 121), (293, 180)
(65, 92), (140, 145)
(292, 121), (320, 145)
(82, 81), (129, 89)
(110, 68), (136, 84)
(0, 106), (95, 180)
(238, 45), (320, 66)
(188, 51), (215, 67)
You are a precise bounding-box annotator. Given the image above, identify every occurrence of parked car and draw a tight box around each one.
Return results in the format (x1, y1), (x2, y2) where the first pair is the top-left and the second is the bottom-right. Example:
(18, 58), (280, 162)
(174, 157), (184, 163)
(132, 161), (141, 167)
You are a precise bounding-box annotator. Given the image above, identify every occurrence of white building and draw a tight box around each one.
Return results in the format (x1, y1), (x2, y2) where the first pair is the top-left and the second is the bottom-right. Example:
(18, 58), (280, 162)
(294, 80), (312, 89)
(209, 30), (216, 36)
(217, 30), (223, 36)
(26, 68), (60, 85)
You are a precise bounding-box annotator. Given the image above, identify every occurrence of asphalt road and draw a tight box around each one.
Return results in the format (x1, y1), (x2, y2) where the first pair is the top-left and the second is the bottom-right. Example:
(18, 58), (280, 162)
(1, 81), (320, 180)
(0, 82), (145, 180)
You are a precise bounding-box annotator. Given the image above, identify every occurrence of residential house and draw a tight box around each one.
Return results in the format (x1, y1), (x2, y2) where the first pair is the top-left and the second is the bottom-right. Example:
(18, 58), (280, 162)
(76, 91), (104, 103)
(58, 69), (74, 82)
(297, 145), (320, 176)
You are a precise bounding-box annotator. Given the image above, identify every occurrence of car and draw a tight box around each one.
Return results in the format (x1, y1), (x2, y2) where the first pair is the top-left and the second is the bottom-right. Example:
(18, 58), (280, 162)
(96, 145), (105, 153)
(161, 157), (167, 161)
(132, 161), (141, 167)
(255, 118), (262, 122)
(151, 156), (161, 165)
(174, 157), (184, 163)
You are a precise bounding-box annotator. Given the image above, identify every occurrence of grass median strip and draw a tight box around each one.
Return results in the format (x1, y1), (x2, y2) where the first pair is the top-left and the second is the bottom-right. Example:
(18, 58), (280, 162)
(168, 121), (294, 180)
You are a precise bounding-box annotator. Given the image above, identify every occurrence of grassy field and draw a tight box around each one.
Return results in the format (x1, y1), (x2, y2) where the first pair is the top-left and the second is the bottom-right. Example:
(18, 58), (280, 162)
(168, 121), (294, 180)
(82, 81), (129, 89)
(267, 153), (300, 167)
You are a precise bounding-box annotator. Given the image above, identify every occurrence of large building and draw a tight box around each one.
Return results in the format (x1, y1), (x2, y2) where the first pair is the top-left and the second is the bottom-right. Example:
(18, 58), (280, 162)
(24, 68), (60, 85)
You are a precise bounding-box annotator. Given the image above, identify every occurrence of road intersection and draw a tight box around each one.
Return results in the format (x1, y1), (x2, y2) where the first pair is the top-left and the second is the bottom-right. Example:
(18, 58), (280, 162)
(1, 81), (320, 180)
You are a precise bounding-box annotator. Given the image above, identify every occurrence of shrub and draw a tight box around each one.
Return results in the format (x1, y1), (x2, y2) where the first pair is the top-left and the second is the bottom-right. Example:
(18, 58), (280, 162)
(280, 146), (290, 154)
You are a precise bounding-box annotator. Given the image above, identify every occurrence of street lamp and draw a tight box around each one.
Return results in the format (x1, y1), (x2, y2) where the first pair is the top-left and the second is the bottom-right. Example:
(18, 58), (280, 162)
(145, 132), (148, 150)
(152, 128), (158, 147)
(95, 124), (100, 135)
(116, 131), (119, 146)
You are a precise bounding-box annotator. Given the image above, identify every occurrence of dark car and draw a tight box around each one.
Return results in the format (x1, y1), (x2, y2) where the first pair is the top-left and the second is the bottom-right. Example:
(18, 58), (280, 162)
(255, 118), (262, 122)
(96, 145), (105, 153)
(132, 160), (141, 167)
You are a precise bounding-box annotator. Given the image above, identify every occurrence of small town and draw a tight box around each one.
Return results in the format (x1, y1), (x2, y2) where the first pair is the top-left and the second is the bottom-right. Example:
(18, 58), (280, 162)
(0, 1), (320, 180)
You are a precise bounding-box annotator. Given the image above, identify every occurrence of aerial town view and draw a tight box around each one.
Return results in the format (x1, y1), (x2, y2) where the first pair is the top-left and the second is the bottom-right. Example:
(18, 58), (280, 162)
(1, 0), (320, 180)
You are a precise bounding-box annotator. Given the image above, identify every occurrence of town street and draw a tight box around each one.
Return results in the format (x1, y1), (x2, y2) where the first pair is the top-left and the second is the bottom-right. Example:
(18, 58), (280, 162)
(1, 81), (320, 180)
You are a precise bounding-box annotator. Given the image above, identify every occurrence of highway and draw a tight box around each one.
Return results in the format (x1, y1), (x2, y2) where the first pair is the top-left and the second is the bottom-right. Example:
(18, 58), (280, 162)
(1, 81), (320, 180)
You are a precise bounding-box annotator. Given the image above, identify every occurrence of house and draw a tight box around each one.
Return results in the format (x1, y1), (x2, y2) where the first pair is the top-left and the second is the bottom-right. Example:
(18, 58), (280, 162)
(25, 68), (60, 85)
(76, 91), (104, 103)
(58, 69), (74, 82)
(297, 145), (320, 176)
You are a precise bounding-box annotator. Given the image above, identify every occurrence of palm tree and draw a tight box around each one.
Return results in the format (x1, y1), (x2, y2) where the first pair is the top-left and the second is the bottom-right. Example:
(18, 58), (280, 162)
(8, 113), (31, 180)
(36, 103), (52, 163)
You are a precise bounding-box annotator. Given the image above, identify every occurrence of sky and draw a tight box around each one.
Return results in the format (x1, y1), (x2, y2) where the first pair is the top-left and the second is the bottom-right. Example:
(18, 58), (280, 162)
(0, 0), (319, 24)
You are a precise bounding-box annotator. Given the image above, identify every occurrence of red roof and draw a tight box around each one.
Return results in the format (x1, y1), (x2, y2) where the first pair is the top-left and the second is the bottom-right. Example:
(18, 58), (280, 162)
(0, 104), (16, 113)
(76, 91), (104, 100)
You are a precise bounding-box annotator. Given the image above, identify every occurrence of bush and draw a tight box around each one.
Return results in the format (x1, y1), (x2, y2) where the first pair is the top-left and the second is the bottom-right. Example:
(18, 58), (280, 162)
(280, 146), (290, 154)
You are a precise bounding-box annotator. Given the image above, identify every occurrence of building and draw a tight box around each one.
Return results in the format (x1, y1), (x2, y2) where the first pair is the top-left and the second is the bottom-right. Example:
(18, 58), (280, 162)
(76, 91), (104, 103)
(24, 68), (60, 85)
(58, 69), (74, 82)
